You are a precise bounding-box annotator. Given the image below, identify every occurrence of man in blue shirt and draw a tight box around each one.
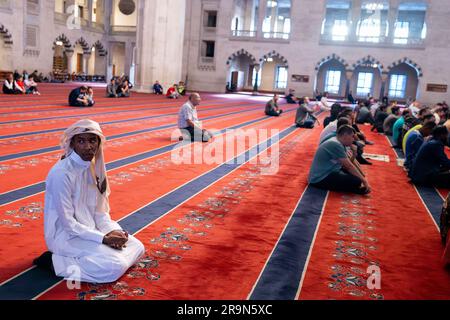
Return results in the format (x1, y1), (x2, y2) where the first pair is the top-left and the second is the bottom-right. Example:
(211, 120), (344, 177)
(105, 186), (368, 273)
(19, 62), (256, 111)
(404, 121), (436, 171)
(309, 125), (371, 195)
(409, 126), (450, 188)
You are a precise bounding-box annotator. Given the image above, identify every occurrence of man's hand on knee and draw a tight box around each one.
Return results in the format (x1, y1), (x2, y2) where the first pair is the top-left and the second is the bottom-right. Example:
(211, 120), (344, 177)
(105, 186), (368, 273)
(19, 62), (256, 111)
(103, 230), (129, 250)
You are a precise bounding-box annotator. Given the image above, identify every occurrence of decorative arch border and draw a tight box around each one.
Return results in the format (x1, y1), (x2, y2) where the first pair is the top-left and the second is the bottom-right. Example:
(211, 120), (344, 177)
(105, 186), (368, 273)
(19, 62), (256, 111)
(53, 34), (73, 53)
(226, 49), (257, 65)
(352, 55), (384, 72)
(74, 37), (91, 55)
(259, 50), (288, 65)
(93, 40), (108, 57)
(0, 24), (13, 46)
(314, 53), (349, 71)
(387, 57), (423, 77)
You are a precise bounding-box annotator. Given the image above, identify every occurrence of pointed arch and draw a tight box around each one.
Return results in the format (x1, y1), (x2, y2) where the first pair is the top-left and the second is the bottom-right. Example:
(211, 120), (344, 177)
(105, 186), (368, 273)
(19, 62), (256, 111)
(0, 24), (13, 46)
(92, 40), (108, 57)
(53, 34), (73, 53)
(226, 49), (257, 66)
(352, 55), (384, 73)
(314, 53), (349, 71)
(259, 50), (288, 65)
(74, 37), (91, 55)
(387, 57), (423, 77)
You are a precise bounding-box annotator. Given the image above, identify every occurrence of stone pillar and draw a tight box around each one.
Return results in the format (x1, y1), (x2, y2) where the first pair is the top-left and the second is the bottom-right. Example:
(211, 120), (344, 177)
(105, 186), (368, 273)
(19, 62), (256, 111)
(257, 0), (267, 39)
(345, 69), (353, 98)
(83, 53), (91, 74)
(124, 41), (134, 78)
(349, 0), (361, 42)
(252, 64), (261, 95)
(387, 0), (400, 43)
(88, 0), (93, 22)
(134, 0), (186, 93)
(380, 72), (389, 100)
(66, 51), (74, 75)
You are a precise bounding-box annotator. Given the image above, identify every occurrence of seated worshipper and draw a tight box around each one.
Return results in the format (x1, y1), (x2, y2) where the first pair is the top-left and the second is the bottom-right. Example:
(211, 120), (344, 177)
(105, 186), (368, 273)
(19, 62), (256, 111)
(371, 104), (389, 133)
(433, 105), (447, 125)
(265, 94), (283, 117)
(402, 113), (436, 153)
(320, 92), (332, 112)
(320, 109), (353, 144)
(295, 97), (317, 128)
(178, 93), (213, 142)
(167, 84), (180, 99)
(324, 103), (342, 128)
(347, 91), (356, 104)
(68, 86), (92, 107)
(409, 126), (450, 188)
(2, 73), (16, 94)
(153, 81), (164, 95)
(24, 76), (40, 95)
(320, 117), (351, 144)
(356, 102), (375, 125)
(286, 89), (298, 104)
(404, 121), (436, 171)
(86, 87), (95, 106)
(383, 106), (401, 136)
(14, 75), (26, 94)
(309, 125), (371, 195)
(369, 98), (380, 118)
(408, 101), (421, 118)
(117, 80), (131, 98)
(106, 78), (118, 98)
(33, 120), (145, 283)
(177, 81), (186, 96)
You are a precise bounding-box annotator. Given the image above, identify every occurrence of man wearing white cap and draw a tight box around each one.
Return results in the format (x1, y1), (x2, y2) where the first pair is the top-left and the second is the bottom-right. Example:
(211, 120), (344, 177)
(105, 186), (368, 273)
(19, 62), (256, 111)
(33, 119), (145, 283)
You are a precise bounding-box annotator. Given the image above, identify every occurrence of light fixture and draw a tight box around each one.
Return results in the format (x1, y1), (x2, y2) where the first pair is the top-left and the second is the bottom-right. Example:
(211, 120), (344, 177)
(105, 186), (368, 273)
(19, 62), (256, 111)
(56, 41), (63, 46)
(92, 47), (96, 52)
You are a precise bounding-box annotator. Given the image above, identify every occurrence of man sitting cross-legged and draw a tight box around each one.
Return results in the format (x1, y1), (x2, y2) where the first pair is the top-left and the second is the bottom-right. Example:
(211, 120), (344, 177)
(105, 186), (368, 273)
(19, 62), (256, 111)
(178, 93), (213, 143)
(265, 94), (283, 117)
(309, 125), (371, 195)
(33, 119), (145, 283)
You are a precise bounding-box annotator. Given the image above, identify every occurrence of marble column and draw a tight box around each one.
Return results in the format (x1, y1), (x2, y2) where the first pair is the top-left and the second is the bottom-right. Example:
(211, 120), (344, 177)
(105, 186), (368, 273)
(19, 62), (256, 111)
(348, 0), (362, 42)
(134, 0), (186, 93)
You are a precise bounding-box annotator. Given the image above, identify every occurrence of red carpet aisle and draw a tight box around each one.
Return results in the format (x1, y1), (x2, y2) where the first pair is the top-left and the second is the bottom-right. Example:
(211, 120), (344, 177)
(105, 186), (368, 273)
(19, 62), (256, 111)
(299, 126), (450, 300)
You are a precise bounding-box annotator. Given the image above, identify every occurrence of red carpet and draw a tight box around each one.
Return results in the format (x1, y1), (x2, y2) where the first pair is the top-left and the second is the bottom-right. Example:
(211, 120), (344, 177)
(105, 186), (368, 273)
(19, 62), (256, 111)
(1, 84), (450, 300)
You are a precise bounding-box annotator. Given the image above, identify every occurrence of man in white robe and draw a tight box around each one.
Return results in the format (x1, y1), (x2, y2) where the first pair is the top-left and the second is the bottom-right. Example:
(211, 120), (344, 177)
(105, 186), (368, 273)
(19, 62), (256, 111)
(33, 119), (145, 284)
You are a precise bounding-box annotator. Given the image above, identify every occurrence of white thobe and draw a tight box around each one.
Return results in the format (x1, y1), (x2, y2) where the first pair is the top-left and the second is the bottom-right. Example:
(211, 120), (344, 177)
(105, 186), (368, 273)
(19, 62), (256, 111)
(320, 97), (331, 112)
(44, 152), (145, 283)
(319, 120), (338, 144)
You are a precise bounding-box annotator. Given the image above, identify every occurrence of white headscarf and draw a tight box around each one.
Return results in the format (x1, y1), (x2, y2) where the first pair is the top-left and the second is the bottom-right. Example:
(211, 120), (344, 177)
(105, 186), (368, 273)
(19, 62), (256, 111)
(60, 119), (110, 213)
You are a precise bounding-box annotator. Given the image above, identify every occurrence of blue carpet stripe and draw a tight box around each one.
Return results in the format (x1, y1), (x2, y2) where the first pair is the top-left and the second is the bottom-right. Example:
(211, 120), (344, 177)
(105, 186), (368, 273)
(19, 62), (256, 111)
(0, 101), (251, 125)
(0, 105), (261, 162)
(249, 186), (328, 300)
(0, 103), (259, 140)
(0, 109), (296, 206)
(0, 124), (298, 300)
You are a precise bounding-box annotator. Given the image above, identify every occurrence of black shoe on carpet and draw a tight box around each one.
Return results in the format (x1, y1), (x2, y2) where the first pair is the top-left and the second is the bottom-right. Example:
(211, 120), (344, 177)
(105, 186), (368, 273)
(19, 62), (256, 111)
(33, 251), (55, 273)
(357, 157), (373, 165)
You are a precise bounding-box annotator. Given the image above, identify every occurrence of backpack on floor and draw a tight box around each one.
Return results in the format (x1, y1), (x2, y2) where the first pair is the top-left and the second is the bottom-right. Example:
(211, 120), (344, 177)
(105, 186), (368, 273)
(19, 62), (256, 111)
(440, 193), (450, 245)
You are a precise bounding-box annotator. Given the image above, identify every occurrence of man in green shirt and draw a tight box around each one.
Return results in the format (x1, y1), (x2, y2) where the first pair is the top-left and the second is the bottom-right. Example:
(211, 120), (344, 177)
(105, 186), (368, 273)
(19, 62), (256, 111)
(308, 125), (371, 195)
